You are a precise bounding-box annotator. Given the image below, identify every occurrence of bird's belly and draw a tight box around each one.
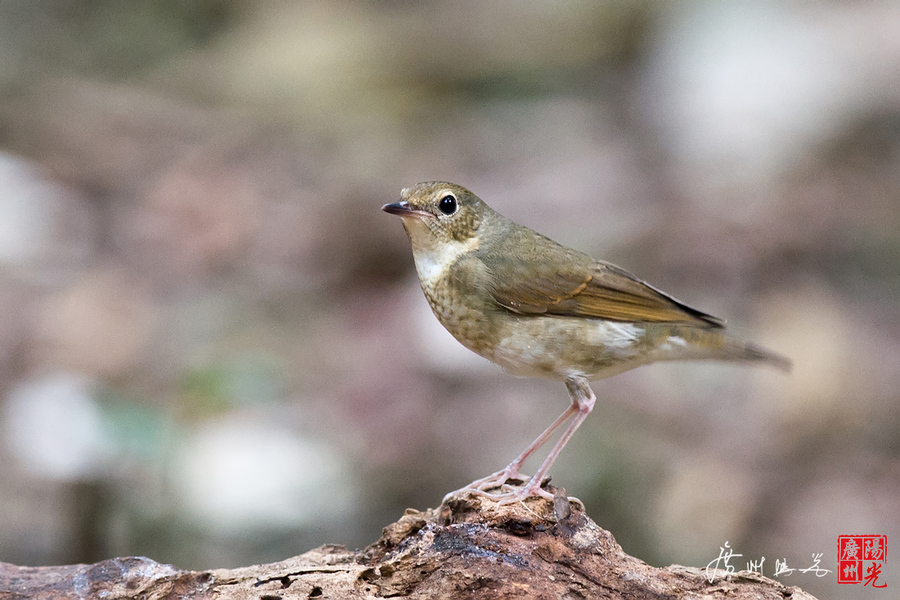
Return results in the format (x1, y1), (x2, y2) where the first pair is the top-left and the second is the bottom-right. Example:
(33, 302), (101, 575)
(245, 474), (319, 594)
(487, 316), (654, 381)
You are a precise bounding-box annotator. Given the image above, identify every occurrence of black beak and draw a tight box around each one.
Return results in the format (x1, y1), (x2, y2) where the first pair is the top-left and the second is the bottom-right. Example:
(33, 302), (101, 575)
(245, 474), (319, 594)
(381, 201), (411, 215)
(381, 201), (432, 219)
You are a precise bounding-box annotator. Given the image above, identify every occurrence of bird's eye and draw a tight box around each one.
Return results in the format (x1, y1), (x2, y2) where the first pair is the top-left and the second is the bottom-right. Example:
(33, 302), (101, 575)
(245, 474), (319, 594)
(438, 194), (458, 215)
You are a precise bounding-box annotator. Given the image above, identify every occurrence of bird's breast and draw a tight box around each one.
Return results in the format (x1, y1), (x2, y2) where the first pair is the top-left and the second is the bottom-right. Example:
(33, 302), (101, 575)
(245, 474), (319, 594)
(416, 254), (500, 359)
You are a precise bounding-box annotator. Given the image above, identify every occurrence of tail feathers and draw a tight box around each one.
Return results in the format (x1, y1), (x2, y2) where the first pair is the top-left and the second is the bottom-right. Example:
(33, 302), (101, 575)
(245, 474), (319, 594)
(738, 341), (793, 373)
(653, 326), (792, 373)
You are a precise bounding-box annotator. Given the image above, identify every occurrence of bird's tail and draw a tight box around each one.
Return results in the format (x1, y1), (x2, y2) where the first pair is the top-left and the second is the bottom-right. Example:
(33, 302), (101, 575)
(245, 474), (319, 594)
(647, 324), (792, 373)
(728, 339), (793, 372)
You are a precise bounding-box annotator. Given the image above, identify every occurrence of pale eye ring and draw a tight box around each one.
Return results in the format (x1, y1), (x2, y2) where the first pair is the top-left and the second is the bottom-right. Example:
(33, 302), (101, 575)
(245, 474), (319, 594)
(438, 194), (457, 215)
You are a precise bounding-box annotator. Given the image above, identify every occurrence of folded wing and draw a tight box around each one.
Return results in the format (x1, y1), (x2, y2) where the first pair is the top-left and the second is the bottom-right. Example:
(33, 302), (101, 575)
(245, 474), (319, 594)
(486, 244), (724, 328)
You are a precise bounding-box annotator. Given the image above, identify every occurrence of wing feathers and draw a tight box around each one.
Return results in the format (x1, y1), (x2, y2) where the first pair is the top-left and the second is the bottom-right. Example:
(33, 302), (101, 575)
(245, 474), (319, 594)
(489, 257), (723, 328)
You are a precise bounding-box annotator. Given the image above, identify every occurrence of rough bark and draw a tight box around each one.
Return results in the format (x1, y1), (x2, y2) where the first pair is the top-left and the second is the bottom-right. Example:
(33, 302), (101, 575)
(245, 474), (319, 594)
(0, 488), (818, 599)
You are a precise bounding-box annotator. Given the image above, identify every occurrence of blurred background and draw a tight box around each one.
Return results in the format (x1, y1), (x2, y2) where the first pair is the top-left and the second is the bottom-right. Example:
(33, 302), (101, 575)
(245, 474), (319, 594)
(0, 1), (898, 597)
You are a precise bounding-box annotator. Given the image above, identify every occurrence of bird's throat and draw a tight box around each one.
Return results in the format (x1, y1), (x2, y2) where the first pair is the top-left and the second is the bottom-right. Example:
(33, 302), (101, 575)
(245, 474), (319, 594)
(404, 222), (479, 289)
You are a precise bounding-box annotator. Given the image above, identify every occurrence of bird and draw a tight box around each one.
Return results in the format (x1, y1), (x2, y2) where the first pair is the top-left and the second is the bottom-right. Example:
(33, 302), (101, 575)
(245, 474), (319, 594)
(382, 181), (791, 503)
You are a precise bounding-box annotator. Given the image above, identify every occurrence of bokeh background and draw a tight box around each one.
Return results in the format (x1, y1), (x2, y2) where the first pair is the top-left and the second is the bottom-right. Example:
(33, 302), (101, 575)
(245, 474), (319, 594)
(1, 1), (898, 597)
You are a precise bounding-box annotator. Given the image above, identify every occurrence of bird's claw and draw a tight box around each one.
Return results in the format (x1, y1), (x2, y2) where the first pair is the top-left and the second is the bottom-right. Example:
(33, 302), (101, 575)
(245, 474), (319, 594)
(466, 480), (557, 505)
(466, 465), (528, 491)
(443, 467), (556, 505)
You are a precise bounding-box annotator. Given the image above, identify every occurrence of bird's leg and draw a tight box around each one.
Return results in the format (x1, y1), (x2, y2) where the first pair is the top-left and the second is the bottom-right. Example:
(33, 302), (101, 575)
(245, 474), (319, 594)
(452, 377), (596, 505)
(506, 377), (596, 502)
(464, 400), (579, 494)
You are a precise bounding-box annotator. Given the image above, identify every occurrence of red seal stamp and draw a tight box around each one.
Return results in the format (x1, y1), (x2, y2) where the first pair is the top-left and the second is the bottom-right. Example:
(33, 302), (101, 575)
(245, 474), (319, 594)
(838, 535), (886, 587)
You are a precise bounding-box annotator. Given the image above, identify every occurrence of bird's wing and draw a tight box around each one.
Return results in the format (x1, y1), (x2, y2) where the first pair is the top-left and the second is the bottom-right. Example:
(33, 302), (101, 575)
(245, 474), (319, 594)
(485, 243), (724, 327)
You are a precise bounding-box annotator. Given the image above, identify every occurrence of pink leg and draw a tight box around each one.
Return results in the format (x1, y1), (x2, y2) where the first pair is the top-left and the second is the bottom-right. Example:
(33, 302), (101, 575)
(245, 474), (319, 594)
(510, 377), (596, 502)
(449, 376), (597, 504)
(465, 400), (579, 492)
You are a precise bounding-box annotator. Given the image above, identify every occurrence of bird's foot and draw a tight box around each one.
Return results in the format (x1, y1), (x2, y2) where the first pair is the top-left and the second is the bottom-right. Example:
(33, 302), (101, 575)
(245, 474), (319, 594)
(467, 465), (529, 492)
(443, 471), (557, 505)
(466, 477), (557, 505)
(442, 465), (529, 504)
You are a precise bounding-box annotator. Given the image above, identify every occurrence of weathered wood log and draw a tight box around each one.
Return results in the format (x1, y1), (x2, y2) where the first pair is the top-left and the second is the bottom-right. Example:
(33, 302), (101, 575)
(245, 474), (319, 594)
(0, 487), (818, 599)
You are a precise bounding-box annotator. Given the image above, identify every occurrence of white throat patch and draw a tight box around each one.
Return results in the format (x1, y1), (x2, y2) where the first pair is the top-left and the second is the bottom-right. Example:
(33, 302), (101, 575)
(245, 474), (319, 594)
(413, 236), (479, 287)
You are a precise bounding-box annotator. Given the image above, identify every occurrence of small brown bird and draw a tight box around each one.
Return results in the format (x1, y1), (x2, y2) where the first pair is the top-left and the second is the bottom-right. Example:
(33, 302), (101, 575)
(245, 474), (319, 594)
(383, 182), (791, 503)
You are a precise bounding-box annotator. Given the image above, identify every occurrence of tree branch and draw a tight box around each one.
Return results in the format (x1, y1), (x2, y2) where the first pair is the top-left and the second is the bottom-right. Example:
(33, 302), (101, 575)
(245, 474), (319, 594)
(0, 488), (818, 599)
